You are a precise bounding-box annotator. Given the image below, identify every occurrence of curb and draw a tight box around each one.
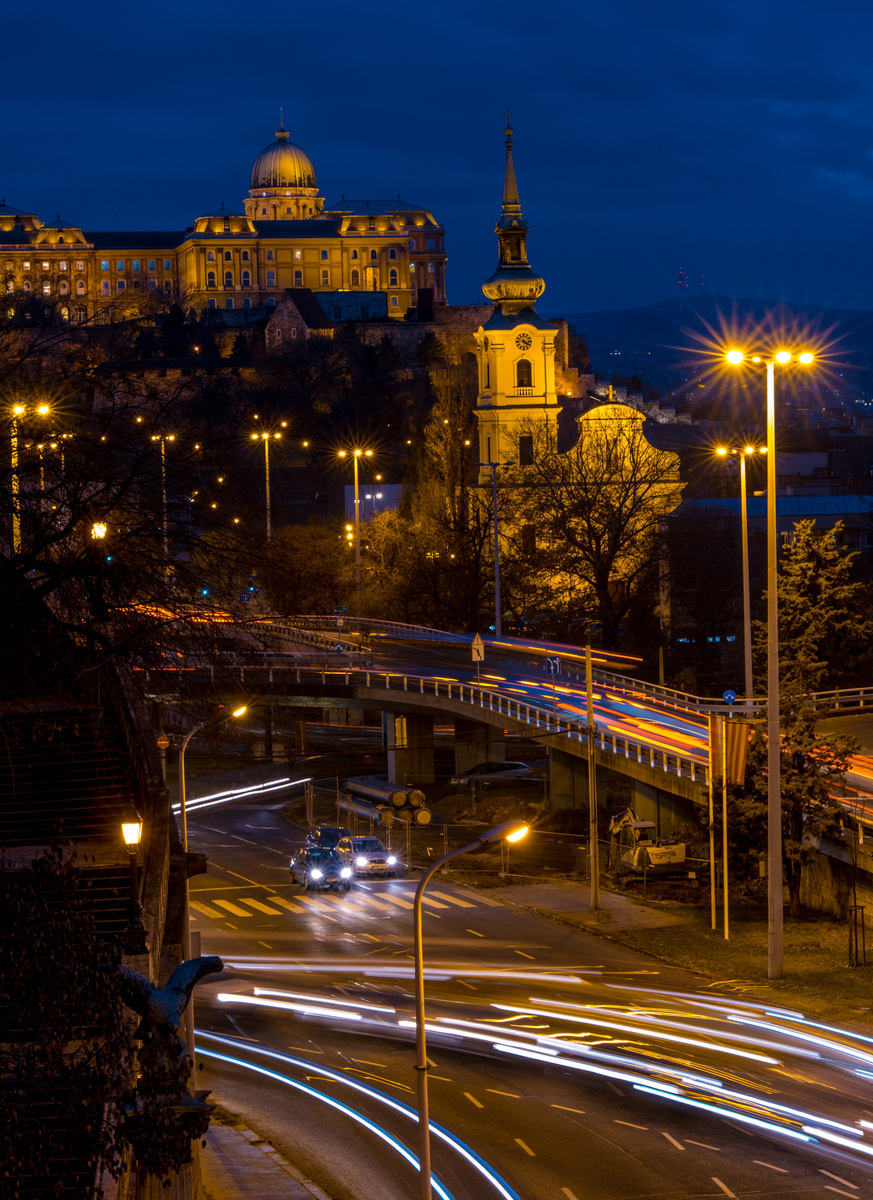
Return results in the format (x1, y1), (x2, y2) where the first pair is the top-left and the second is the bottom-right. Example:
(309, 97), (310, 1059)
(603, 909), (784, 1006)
(233, 1126), (333, 1200)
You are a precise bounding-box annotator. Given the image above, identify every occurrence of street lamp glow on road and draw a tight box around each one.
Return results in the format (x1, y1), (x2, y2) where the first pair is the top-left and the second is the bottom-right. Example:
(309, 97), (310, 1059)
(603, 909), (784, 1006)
(413, 818), (528, 1199)
(725, 346), (815, 982)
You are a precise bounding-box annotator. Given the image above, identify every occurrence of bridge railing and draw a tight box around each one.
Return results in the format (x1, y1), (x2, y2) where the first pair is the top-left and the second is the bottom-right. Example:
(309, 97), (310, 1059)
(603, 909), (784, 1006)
(149, 661), (709, 789)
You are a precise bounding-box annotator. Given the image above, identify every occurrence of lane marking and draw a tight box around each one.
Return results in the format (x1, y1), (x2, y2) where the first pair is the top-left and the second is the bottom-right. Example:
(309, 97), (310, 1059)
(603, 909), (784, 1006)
(753, 1161), (787, 1172)
(561, 1191), (580, 1200)
(514, 950), (535, 960)
(289, 1046), (322, 1053)
(429, 1075), (453, 1082)
(614, 1120), (647, 1130)
(825, 1190), (861, 1198)
(552, 1105), (586, 1115)
(720, 1118), (753, 1137)
(214, 899), (254, 917)
(272, 896), (306, 914)
(427, 889), (476, 908)
(257, 941), (273, 949)
(467, 929), (485, 937)
(241, 897), (283, 915)
(514, 1138), (535, 1157)
(224, 923), (238, 930)
(189, 900), (223, 918)
(295, 894), (341, 914)
(375, 892), (414, 911)
(459, 980), (477, 990)
(352, 1059), (386, 1067)
(464, 1092), (484, 1109)
(231, 834), (258, 845)
(606, 1082), (623, 1096)
(686, 1140), (720, 1151)
(349, 892), (395, 911)
(487, 1089), (520, 1098)
(207, 862), (280, 892)
(820, 1172), (857, 1189)
(662, 1132), (684, 1150)
(712, 1179), (736, 1198)
(419, 895), (450, 909)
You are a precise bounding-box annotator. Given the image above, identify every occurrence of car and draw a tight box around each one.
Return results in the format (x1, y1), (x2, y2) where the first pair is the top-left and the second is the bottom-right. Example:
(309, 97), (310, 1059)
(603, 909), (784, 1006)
(305, 825), (352, 850)
(336, 836), (401, 878)
(449, 761), (532, 789)
(289, 848), (352, 892)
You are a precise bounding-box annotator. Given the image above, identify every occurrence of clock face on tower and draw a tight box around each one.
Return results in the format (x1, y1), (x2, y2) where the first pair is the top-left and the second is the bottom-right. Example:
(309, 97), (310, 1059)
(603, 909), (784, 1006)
(515, 332), (532, 351)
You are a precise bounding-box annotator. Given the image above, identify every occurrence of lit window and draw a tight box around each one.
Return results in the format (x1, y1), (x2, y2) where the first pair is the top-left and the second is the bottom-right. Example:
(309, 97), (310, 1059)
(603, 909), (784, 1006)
(243, 297), (251, 308)
(321, 270), (329, 285)
(76, 280), (85, 295)
(42, 261), (49, 269)
(293, 249), (302, 260)
(207, 251), (215, 262)
(5, 281), (12, 293)
(427, 238), (435, 250)
(117, 260), (124, 270)
(266, 269), (275, 285)
(223, 220), (230, 232)
(294, 270), (302, 285)
(389, 269), (398, 286)
(163, 260), (171, 270)
(23, 260), (30, 269)
(76, 260), (84, 270)
(207, 271), (216, 287)
(42, 283), (50, 294)
(60, 305), (69, 322)
(148, 260), (156, 270)
(224, 250), (232, 261)
(351, 269), (359, 286)
(390, 297), (398, 307)
(117, 280), (125, 291)
(224, 271), (233, 287)
(242, 250), (250, 261)
(101, 261), (109, 271)
(321, 249), (328, 260)
(23, 281), (31, 292)
(133, 260), (140, 270)
(351, 249), (358, 260)
(226, 298), (234, 309)
(266, 249), (274, 261)
(208, 298), (216, 308)
(101, 281), (109, 295)
(242, 270), (250, 287)
(59, 260), (67, 270)
(389, 249), (397, 260)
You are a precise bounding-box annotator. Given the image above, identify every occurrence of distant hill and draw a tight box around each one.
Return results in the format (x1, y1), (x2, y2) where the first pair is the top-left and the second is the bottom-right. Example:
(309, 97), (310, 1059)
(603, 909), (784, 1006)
(553, 295), (873, 396)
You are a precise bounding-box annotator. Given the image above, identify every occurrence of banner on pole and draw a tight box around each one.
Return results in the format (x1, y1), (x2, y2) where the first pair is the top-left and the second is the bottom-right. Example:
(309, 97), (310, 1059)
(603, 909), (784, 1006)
(708, 715), (749, 785)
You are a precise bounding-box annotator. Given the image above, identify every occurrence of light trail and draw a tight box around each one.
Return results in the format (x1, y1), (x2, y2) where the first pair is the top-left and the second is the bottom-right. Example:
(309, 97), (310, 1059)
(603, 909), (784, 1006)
(174, 776), (309, 814)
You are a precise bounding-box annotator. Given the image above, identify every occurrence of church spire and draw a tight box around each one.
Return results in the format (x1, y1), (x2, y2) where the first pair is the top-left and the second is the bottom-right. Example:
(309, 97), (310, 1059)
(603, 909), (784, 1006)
(482, 120), (545, 316)
(502, 118), (522, 215)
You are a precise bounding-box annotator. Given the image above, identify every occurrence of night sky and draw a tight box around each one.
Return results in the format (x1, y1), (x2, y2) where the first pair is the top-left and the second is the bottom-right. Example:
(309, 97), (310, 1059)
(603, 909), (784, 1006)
(5, 0), (873, 317)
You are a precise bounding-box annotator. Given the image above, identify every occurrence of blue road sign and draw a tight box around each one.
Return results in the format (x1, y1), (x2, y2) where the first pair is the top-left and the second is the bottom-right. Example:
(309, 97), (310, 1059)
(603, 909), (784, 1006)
(547, 656), (561, 675)
(334, 643), (345, 653)
(723, 689), (737, 705)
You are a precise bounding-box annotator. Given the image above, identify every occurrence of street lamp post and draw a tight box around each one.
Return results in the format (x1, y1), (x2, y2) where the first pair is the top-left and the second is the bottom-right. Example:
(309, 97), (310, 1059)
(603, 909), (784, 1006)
(177, 704), (247, 1076)
(413, 819), (528, 1200)
(121, 812), (149, 956)
(478, 460), (514, 638)
(150, 433), (175, 566)
(726, 348), (814, 979)
(339, 448), (373, 615)
(10, 403), (50, 554)
(249, 420), (287, 540)
(716, 443), (765, 705)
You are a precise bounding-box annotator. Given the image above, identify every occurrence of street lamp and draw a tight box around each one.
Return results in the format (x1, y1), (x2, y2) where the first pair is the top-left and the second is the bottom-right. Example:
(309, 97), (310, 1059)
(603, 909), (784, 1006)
(725, 347), (814, 980)
(477, 460), (514, 638)
(715, 443), (766, 705)
(121, 811), (148, 956)
(249, 421), (286, 540)
(413, 819), (528, 1200)
(177, 704), (247, 1077)
(150, 433), (175, 565)
(338, 448), (373, 615)
(10, 402), (51, 553)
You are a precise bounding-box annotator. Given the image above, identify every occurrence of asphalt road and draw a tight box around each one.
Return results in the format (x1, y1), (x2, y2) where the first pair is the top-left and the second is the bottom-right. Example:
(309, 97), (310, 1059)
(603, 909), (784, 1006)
(190, 784), (873, 1200)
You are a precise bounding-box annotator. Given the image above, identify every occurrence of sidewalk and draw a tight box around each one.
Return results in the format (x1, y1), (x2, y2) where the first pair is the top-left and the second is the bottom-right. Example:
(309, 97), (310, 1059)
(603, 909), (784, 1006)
(477, 878), (688, 933)
(201, 1121), (333, 1200)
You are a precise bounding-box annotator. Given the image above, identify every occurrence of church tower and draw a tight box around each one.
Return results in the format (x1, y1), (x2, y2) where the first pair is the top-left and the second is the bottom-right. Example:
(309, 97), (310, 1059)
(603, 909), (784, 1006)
(474, 123), (559, 483)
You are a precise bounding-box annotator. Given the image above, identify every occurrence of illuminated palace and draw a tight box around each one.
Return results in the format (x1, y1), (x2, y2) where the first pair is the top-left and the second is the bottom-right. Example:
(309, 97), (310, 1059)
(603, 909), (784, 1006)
(0, 122), (447, 321)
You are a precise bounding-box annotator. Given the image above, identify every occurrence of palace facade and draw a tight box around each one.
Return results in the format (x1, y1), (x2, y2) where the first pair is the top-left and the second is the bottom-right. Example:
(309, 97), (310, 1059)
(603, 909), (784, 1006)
(0, 123), (448, 322)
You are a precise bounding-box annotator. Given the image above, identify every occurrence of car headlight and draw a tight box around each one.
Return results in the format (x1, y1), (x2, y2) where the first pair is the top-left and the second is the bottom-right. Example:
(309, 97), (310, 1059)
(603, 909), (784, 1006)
(341, 867), (352, 878)
(310, 868), (323, 880)
(356, 856), (368, 867)
(387, 856), (397, 865)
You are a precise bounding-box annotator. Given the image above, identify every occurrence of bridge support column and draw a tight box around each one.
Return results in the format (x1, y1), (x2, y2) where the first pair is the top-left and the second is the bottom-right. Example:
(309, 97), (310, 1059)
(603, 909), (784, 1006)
(549, 747), (589, 810)
(453, 719), (505, 775)
(384, 713), (434, 785)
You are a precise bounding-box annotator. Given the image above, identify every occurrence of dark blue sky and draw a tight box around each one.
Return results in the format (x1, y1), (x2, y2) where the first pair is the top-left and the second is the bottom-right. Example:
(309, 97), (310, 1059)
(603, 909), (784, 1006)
(5, 0), (873, 315)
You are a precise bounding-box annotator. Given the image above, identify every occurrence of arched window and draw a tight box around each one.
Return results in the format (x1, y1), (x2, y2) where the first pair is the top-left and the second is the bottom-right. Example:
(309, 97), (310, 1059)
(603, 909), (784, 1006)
(267, 297), (275, 306)
(207, 271), (216, 287)
(389, 269), (398, 286)
(242, 250), (250, 261)
(60, 306), (69, 322)
(242, 270), (250, 287)
(224, 271), (233, 287)
(208, 298), (216, 308)
(351, 249), (358, 260)
(76, 279), (85, 295)
(485, 360), (490, 388)
(225, 298), (234, 309)
(59, 280), (69, 294)
(243, 297), (251, 308)
(224, 250), (232, 261)
(351, 269), (360, 286)
(516, 359), (532, 388)
(370, 249), (378, 260)
(389, 248), (397, 260)
(390, 297), (398, 307)
(207, 251), (215, 262)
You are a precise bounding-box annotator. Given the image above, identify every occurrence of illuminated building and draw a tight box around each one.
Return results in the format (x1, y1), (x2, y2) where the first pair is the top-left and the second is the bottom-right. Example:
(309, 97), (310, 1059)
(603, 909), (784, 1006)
(0, 122), (447, 322)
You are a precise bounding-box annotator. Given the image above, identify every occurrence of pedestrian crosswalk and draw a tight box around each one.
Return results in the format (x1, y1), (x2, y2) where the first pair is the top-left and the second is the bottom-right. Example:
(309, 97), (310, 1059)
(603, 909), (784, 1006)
(189, 882), (491, 922)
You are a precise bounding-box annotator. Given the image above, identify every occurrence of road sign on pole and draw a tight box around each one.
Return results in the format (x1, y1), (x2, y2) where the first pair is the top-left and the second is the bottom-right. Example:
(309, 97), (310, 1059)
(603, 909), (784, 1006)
(546, 656), (561, 675)
(723, 689), (737, 705)
(471, 634), (485, 662)
(333, 643), (345, 653)
(336, 617), (345, 629)
(334, 605), (348, 617)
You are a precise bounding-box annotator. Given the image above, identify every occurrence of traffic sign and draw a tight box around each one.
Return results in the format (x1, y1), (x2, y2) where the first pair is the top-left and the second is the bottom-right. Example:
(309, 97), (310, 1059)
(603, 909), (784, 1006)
(156, 735), (169, 750)
(336, 617), (345, 629)
(723, 689), (737, 705)
(334, 605), (348, 616)
(471, 634), (485, 662)
(334, 643), (345, 653)
(547, 656), (562, 675)
(238, 592), (251, 602)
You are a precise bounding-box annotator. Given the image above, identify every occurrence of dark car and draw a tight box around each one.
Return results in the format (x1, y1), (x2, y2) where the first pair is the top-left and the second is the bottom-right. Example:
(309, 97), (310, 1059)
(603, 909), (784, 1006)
(449, 761), (532, 789)
(305, 825), (352, 850)
(289, 848), (352, 892)
(336, 836), (401, 878)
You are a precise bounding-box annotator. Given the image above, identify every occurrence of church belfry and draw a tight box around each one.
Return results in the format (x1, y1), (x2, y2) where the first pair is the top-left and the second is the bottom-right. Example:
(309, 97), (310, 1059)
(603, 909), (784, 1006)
(474, 123), (559, 483)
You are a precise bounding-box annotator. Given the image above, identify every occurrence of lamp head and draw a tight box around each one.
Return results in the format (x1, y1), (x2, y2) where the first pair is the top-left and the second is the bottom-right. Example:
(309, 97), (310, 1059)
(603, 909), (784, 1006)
(122, 814), (143, 848)
(13, 405), (25, 415)
(338, 450), (347, 458)
(716, 447), (727, 456)
(478, 819), (529, 845)
(798, 352), (814, 365)
(91, 522), (107, 539)
(725, 350), (744, 365)
(37, 405), (50, 415)
(775, 351), (792, 364)
(232, 706), (247, 718)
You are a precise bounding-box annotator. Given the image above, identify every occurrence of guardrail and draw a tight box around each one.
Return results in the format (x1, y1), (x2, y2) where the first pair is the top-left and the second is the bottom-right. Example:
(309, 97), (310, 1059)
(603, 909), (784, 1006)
(145, 662), (710, 789)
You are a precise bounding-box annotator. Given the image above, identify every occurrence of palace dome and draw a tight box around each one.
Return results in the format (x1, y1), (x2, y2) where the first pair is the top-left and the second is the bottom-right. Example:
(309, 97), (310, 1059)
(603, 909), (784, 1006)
(250, 127), (317, 190)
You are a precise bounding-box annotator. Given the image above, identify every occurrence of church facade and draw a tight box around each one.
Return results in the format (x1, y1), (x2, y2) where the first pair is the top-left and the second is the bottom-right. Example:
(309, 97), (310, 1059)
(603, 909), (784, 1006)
(0, 124), (447, 322)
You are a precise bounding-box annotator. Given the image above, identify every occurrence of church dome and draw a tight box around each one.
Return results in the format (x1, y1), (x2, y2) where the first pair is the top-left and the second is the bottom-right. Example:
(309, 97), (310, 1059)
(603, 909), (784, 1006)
(250, 127), (317, 190)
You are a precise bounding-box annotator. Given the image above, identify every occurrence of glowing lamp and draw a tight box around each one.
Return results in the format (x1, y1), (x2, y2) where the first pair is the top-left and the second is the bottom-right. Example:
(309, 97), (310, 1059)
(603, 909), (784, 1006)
(716, 447), (728, 456)
(798, 352), (814, 365)
(13, 405), (25, 415)
(232, 706), (247, 717)
(37, 405), (49, 414)
(505, 825), (529, 843)
(91, 522), (107, 539)
(725, 350), (744, 365)
(775, 351), (791, 364)
(122, 816), (143, 848)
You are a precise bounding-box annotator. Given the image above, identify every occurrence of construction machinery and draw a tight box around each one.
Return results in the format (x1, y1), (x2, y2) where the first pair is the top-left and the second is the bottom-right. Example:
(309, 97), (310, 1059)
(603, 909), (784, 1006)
(608, 808), (686, 874)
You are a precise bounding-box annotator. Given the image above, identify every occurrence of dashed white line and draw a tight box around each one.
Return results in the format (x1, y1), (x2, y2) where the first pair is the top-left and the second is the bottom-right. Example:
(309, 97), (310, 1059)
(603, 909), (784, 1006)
(753, 1161), (786, 1173)
(820, 1171), (857, 1189)
(257, 941), (273, 949)
(514, 1138), (535, 1156)
(712, 1179), (736, 1198)
(606, 1082), (623, 1096)
(467, 928), (485, 937)
(662, 1132), (684, 1150)
(514, 950), (535, 959)
(614, 1120), (648, 1130)
(824, 1190), (860, 1199)
(459, 980), (478, 990)
(464, 1092), (484, 1109)
(561, 1190), (580, 1200)
(552, 1105), (586, 1115)
(720, 1118), (753, 1137)
(487, 1089), (520, 1098)
(686, 1140), (720, 1151)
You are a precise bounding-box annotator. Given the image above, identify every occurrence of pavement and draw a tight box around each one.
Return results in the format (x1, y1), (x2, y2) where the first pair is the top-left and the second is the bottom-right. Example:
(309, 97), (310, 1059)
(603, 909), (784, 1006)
(478, 877), (688, 932)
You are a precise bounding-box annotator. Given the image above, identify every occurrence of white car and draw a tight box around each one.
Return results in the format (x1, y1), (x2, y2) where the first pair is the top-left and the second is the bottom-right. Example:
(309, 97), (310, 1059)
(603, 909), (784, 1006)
(449, 760), (532, 789)
(336, 836), (401, 878)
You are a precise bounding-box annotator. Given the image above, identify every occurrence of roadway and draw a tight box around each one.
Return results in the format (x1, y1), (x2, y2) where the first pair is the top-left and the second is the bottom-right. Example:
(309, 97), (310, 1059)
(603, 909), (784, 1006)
(189, 779), (873, 1200)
